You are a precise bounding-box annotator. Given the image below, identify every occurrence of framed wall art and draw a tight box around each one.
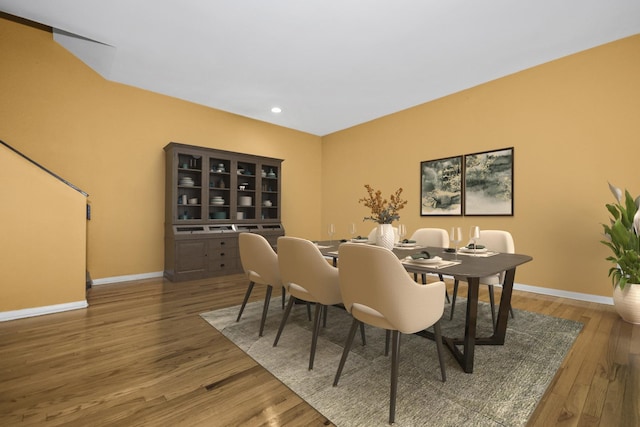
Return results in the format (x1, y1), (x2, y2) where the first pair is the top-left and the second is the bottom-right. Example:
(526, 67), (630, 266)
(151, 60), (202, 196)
(420, 155), (462, 216)
(463, 147), (514, 216)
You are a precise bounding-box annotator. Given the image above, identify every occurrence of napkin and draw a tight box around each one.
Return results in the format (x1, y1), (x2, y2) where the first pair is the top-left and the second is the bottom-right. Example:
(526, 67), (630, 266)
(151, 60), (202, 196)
(401, 239), (416, 244)
(410, 251), (431, 260)
(465, 244), (485, 249)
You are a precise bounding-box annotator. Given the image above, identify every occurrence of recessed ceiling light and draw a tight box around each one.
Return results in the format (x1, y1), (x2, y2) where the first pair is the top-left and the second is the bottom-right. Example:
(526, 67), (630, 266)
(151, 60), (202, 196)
(271, 107), (282, 113)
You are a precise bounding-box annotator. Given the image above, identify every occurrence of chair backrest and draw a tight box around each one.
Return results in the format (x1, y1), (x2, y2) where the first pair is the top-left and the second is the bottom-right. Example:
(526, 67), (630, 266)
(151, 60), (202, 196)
(476, 230), (515, 284)
(338, 243), (445, 334)
(367, 226), (400, 243)
(410, 228), (450, 248)
(238, 232), (281, 286)
(277, 236), (342, 305)
(476, 230), (515, 254)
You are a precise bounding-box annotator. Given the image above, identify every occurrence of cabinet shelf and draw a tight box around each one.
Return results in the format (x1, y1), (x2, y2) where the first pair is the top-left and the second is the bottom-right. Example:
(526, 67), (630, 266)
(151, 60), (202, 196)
(164, 142), (284, 282)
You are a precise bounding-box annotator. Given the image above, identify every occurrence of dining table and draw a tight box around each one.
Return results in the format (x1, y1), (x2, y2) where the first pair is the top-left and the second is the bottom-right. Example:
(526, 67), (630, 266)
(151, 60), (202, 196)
(316, 240), (533, 373)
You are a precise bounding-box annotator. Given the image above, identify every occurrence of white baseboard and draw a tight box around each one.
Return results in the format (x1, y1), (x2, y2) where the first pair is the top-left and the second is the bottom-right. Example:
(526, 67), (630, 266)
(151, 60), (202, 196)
(91, 271), (164, 285)
(0, 300), (88, 322)
(513, 283), (613, 305)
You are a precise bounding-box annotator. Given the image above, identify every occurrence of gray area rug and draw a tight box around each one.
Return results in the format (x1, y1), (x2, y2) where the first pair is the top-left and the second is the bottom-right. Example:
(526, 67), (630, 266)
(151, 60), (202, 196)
(201, 298), (583, 426)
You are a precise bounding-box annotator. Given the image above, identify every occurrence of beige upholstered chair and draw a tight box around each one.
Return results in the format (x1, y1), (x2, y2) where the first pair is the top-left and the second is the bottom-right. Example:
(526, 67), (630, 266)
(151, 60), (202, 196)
(273, 236), (343, 370)
(450, 230), (516, 327)
(237, 232), (283, 337)
(334, 243), (447, 424)
(409, 228), (451, 301)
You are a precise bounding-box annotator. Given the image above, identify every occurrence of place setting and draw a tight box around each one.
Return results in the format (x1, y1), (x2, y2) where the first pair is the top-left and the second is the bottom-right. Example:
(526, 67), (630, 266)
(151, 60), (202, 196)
(401, 250), (461, 269)
(456, 226), (499, 257)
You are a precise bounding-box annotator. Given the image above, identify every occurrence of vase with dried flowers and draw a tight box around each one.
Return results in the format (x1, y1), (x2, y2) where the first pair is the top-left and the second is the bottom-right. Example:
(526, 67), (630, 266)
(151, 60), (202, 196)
(359, 185), (407, 249)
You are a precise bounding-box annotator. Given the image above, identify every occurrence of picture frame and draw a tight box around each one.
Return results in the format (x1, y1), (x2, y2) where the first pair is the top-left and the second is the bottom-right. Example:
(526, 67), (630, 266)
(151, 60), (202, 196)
(420, 155), (463, 216)
(463, 147), (514, 216)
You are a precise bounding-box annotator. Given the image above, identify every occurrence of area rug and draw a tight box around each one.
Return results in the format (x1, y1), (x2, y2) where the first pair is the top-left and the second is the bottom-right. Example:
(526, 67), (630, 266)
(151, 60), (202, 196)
(201, 298), (583, 427)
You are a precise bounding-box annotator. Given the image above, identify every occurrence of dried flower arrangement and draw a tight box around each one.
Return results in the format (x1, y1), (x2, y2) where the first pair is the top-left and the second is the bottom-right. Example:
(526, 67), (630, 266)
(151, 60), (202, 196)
(359, 184), (407, 224)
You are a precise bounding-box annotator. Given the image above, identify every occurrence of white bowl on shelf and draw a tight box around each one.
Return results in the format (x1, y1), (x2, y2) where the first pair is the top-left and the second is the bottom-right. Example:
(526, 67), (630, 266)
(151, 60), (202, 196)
(188, 198), (198, 205)
(239, 196), (252, 206)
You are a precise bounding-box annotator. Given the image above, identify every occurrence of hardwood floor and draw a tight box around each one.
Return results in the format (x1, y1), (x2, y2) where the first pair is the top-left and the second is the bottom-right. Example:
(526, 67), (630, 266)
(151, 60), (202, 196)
(0, 275), (637, 426)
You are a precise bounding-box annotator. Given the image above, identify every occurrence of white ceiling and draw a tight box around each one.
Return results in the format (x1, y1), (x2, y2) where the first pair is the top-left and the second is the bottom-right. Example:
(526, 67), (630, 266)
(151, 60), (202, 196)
(2, 1), (640, 136)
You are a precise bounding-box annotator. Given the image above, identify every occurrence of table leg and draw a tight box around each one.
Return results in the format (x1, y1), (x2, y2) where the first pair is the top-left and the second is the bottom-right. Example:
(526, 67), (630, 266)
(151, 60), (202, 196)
(491, 268), (516, 343)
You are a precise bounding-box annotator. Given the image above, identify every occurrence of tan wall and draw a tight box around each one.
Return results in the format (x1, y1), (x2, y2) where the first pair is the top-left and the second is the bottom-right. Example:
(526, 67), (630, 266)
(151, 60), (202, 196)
(322, 34), (640, 297)
(0, 15), (322, 292)
(0, 146), (87, 310)
(2, 13), (638, 311)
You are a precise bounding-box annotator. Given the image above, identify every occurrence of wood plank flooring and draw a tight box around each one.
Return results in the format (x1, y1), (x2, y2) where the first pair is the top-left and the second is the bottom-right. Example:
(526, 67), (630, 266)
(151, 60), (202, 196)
(0, 274), (637, 426)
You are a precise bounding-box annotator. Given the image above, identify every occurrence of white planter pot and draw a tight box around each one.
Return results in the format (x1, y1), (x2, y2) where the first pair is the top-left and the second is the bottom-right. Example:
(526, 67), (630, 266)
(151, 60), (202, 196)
(375, 224), (395, 250)
(613, 284), (640, 324)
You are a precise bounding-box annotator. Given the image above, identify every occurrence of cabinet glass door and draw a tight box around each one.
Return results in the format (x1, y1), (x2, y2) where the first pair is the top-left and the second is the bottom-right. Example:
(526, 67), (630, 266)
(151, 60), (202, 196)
(207, 156), (231, 221)
(176, 153), (203, 221)
(260, 164), (279, 220)
(236, 161), (257, 220)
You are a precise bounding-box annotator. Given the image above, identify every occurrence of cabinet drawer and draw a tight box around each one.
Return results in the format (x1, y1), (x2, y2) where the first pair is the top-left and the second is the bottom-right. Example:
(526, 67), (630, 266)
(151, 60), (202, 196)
(209, 258), (239, 273)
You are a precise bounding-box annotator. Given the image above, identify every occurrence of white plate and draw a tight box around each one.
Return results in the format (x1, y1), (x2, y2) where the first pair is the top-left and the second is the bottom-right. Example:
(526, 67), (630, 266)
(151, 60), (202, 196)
(460, 247), (488, 253)
(351, 238), (370, 243)
(411, 256), (442, 264)
(397, 242), (417, 247)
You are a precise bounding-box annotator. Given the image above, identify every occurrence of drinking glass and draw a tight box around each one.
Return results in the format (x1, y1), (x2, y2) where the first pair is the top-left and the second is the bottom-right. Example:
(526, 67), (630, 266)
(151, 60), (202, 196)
(469, 226), (480, 254)
(397, 224), (407, 244)
(348, 223), (357, 240)
(328, 223), (336, 245)
(450, 227), (462, 259)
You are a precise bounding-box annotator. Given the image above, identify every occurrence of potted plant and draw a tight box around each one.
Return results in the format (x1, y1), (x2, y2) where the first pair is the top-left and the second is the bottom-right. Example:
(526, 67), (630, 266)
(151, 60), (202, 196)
(601, 182), (640, 324)
(359, 184), (407, 249)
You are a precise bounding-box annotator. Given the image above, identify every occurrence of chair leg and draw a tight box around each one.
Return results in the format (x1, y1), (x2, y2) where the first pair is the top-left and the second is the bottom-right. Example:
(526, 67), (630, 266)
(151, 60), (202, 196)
(281, 286), (286, 310)
(322, 304), (328, 328)
(385, 330), (390, 356)
(333, 317), (360, 386)
(273, 296), (295, 347)
(309, 303), (323, 370)
(433, 320), (447, 382)
(259, 285), (273, 337)
(438, 274), (450, 303)
(306, 302), (312, 321)
(450, 279), (460, 320)
(236, 281), (255, 322)
(421, 273), (427, 284)
(389, 330), (401, 425)
(360, 322), (366, 346)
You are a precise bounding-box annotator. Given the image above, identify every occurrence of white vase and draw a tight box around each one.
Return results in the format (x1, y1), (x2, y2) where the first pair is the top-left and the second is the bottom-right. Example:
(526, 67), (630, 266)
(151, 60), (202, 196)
(613, 284), (640, 324)
(375, 224), (395, 250)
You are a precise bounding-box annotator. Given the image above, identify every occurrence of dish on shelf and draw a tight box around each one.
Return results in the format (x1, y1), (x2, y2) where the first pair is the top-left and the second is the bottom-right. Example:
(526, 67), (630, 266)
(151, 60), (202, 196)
(239, 196), (252, 206)
(237, 169), (244, 175)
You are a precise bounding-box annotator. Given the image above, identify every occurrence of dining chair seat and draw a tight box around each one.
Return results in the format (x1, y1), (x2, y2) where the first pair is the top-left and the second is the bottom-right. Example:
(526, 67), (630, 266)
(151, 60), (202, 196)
(450, 230), (516, 328)
(237, 232), (284, 337)
(334, 243), (447, 424)
(274, 236), (358, 370)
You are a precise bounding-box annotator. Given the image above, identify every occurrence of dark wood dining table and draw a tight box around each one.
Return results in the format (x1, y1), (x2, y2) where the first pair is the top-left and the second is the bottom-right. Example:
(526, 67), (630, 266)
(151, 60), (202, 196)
(317, 241), (533, 373)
